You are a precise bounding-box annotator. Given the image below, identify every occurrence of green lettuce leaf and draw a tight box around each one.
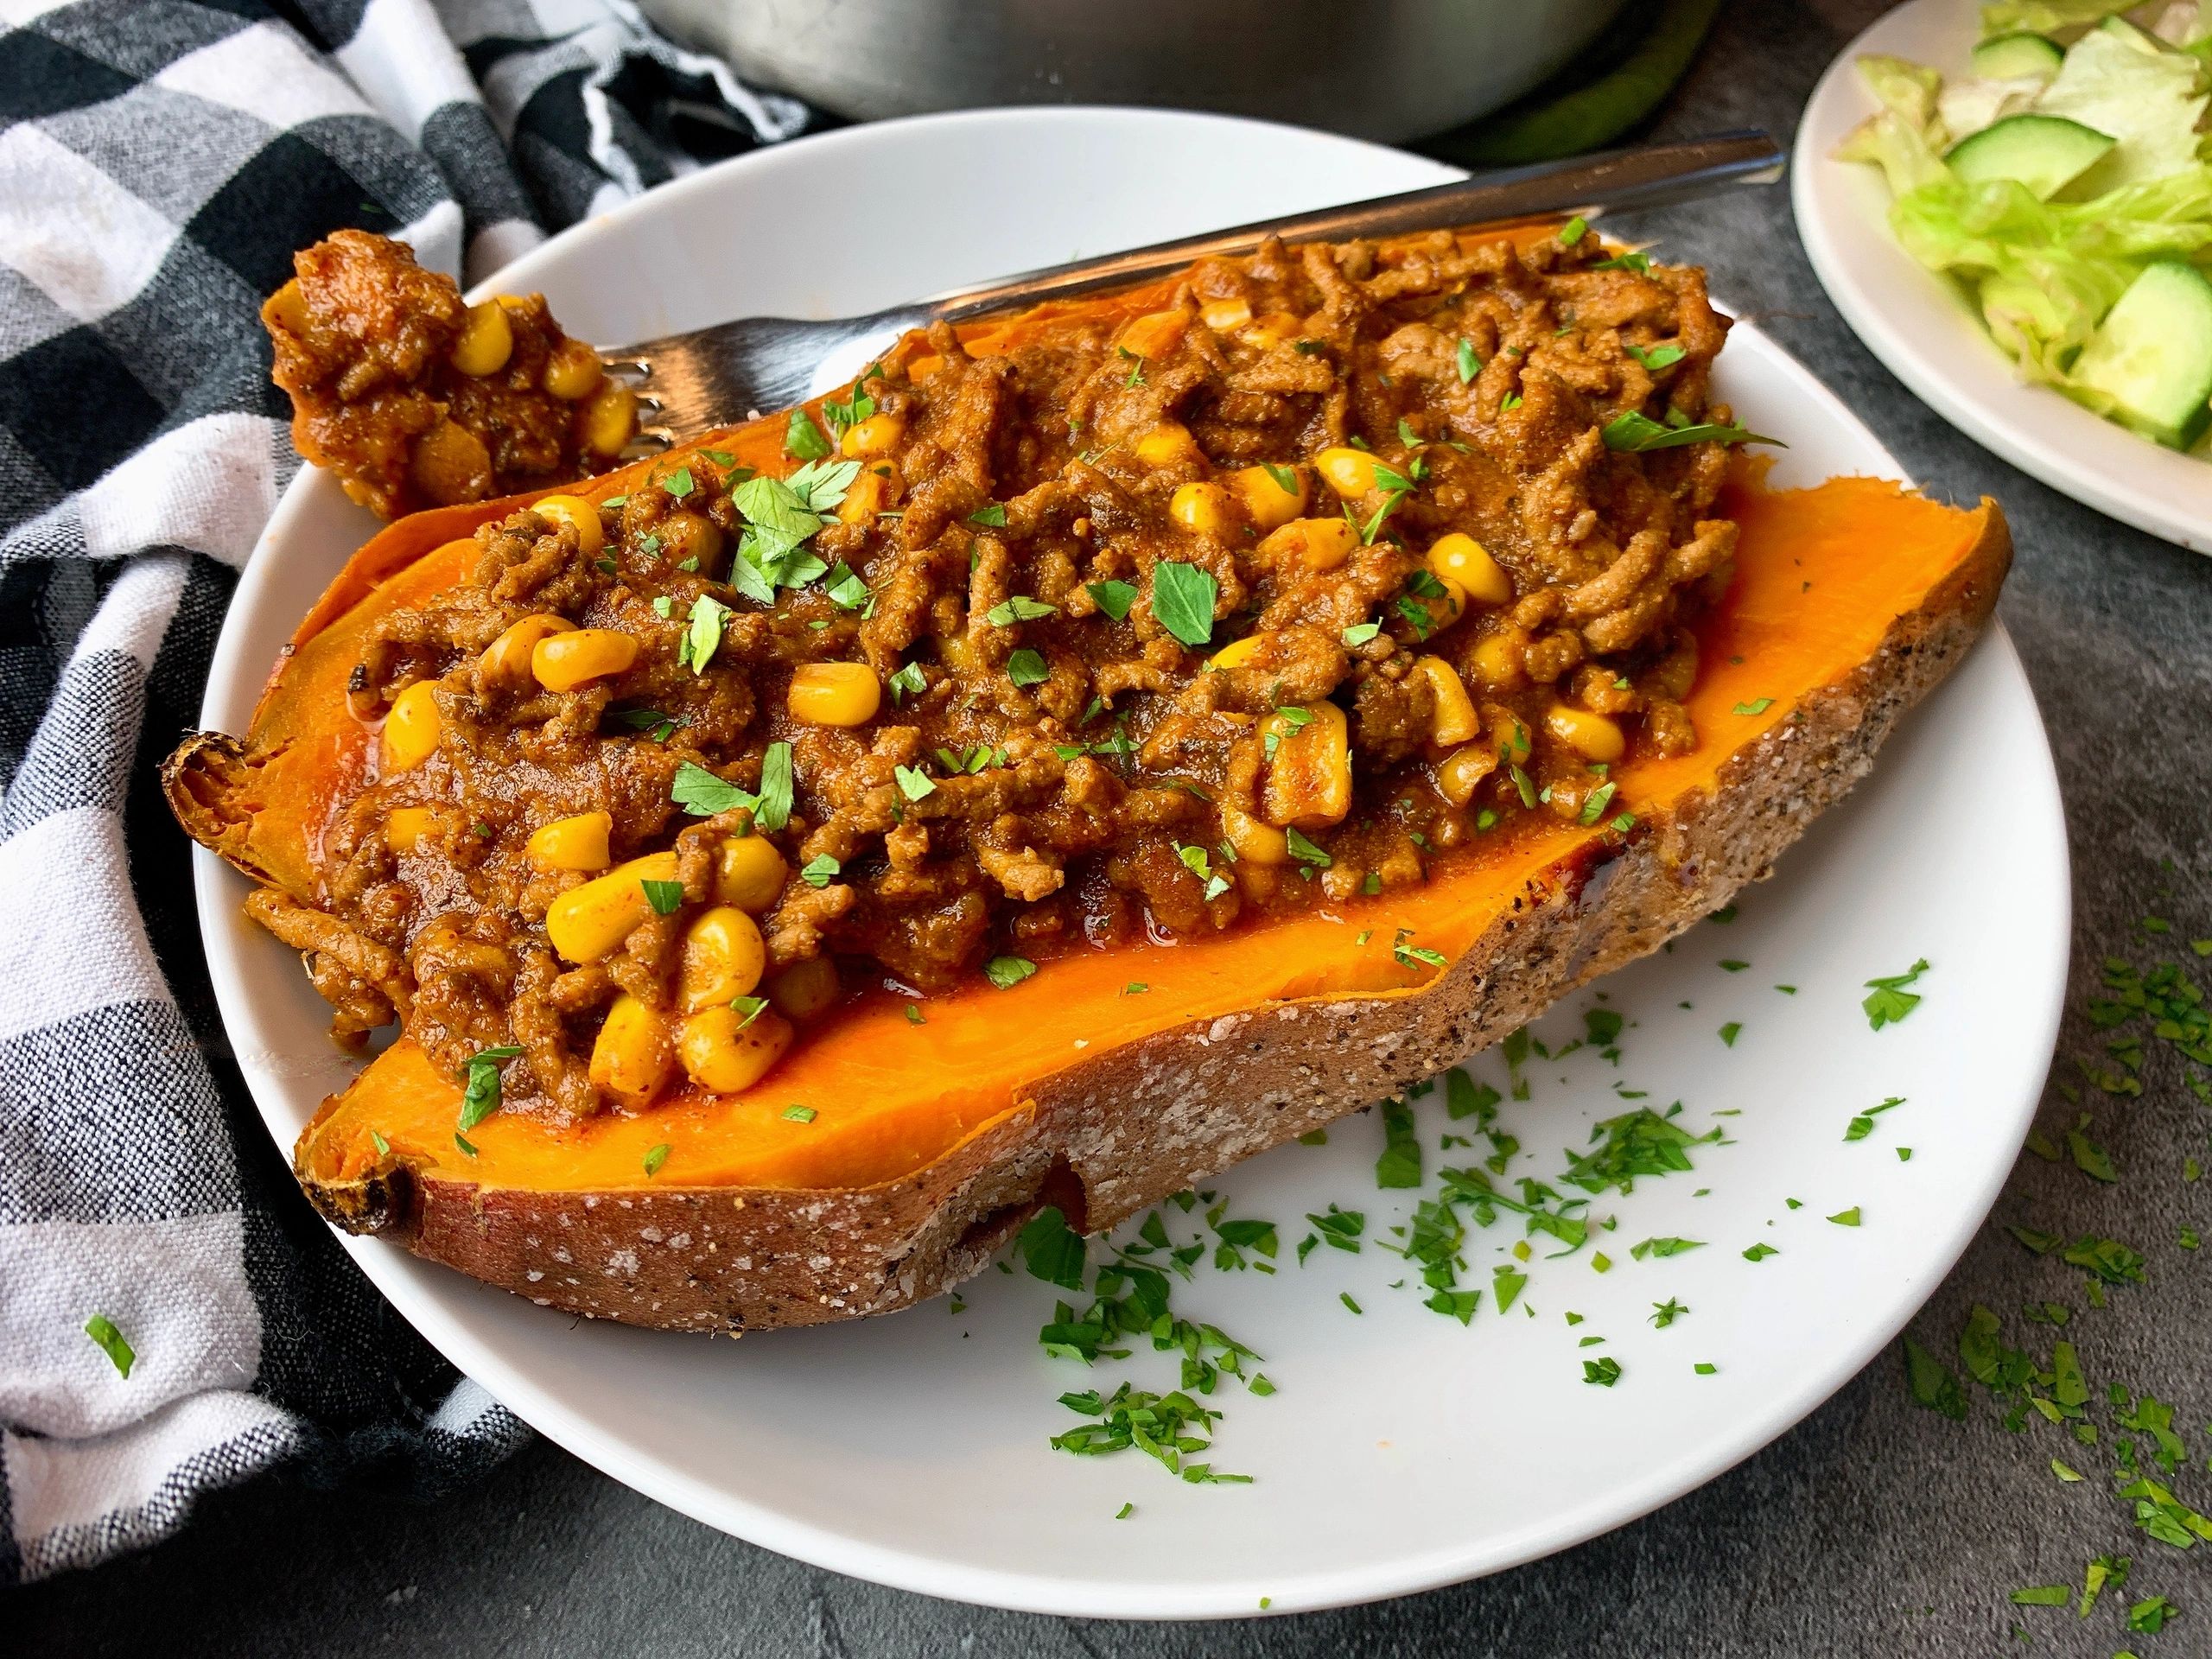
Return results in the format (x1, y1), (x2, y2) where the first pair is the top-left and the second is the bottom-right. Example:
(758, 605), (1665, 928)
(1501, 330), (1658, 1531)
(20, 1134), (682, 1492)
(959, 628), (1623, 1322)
(1890, 166), (2212, 388)
(2033, 17), (2209, 193)
(1836, 55), (1953, 195)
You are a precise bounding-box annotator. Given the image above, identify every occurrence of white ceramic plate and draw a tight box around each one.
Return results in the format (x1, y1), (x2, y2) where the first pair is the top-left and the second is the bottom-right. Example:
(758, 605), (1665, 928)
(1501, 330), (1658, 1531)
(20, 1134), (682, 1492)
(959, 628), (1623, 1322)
(1795, 0), (2212, 554)
(195, 108), (2068, 1618)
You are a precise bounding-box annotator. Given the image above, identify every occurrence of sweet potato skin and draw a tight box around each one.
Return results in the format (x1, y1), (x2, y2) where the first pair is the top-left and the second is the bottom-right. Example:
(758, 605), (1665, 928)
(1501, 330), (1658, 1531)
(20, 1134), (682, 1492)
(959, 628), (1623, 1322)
(294, 500), (2010, 1330)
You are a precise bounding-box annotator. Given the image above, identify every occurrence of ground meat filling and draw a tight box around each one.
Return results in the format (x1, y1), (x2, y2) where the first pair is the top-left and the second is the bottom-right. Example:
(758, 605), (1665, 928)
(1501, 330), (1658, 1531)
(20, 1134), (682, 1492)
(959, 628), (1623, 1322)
(296, 226), (1743, 1117)
(264, 230), (639, 519)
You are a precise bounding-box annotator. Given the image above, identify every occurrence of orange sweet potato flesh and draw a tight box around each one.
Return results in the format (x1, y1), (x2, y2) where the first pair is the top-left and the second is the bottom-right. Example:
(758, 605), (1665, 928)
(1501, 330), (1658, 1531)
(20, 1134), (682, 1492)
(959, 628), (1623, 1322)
(263, 465), (2007, 1329)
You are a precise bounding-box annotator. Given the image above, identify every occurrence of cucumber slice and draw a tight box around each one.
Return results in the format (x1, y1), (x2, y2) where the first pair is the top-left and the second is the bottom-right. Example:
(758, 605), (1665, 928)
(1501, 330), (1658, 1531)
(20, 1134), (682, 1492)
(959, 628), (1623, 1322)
(1971, 32), (2063, 81)
(1944, 112), (2115, 199)
(2071, 261), (2212, 450)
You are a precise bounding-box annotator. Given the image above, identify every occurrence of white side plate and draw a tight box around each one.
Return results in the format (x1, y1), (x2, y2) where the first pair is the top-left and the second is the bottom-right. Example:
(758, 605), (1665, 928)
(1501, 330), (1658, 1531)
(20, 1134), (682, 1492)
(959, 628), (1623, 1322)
(196, 107), (2067, 1618)
(1795, 0), (2212, 554)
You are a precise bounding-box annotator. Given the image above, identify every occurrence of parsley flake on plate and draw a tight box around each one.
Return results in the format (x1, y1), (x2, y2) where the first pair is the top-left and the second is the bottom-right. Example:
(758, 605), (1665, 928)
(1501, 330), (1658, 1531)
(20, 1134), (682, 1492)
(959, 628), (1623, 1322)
(84, 1313), (134, 1377)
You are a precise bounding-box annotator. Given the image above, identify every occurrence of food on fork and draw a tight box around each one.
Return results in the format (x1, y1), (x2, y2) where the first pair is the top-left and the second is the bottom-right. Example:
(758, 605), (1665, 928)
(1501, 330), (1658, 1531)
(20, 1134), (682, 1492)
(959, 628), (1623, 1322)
(168, 224), (2009, 1331)
(263, 230), (639, 518)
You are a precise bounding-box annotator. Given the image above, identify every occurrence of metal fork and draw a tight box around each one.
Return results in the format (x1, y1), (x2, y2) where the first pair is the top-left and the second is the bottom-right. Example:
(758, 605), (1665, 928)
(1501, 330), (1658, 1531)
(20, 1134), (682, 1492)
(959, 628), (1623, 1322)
(601, 130), (1784, 447)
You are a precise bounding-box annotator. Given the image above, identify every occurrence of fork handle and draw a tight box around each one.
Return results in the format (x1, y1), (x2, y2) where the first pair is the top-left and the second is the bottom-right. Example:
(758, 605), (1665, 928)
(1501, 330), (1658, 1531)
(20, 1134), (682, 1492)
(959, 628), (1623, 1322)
(925, 130), (1783, 324)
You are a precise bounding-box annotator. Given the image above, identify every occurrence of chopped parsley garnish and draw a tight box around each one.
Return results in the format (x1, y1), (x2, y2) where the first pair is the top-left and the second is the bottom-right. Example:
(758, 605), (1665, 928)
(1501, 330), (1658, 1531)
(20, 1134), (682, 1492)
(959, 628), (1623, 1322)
(969, 503), (1009, 528)
(1626, 341), (1686, 372)
(84, 1313), (134, 1377)
(821, 382), (874, 438)
(1862, 959), (1929, 1031)
(823, 563), (869, 609)
(1732, 696), (1774, 716)
(887, 661), (926, 703)
(670, 743), (793, 831)
(454, 1131), (479, 1158)
(1827, 1206), (1862, 1227)
(1343, 620), (1382, 647)
(1151, 560), (1217, 647)
(785, 407), (832, 460)
(985, 594), (1056, 626)
(1559, 215), (1588, 245)
(640, 878), (683, 916)
(642, 1143), (670, 1176)
(1086, 579), (1138, 621)
(1630, 1236), (1705, 1260)
(1174, 842), (1232, 901)
(1561, 1109), (1719, 1196)
(1718, 1021), (1742, 1047)
(662, 465), (695, 500)
(1455, 337), (1481, 383)
(893, 765), (936, 802)
(1649, 1298), (1689, 1328)
(781, 1104), (817, 1123)
(985, 955), (1038, 989)
(1845, 1095), (1906, 1141)
(1007, 647), (1049, 688)
(457, 1044), (523, 1131)
(799, 854), (840, 888)
(677, 594), (730, 674)
(1600, 410), (1781, 452)
(1284, 827), (1331, 868)
(1582, 1357), (1621, 1387)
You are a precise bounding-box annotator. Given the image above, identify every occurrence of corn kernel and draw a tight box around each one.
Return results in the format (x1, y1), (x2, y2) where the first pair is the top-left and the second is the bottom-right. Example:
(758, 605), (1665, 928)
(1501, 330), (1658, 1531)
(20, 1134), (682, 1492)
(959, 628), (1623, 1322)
(380, 680), (442, 773)
(836, 465), (897, 524)
(544, 851), (679, 963)
(677, 905), (767, 1014)
(1119, 308), (1186, 359)
(526, 810), (612, 873)
(581, 383), (637, 456)
(839, 410), (906, 459)
(1427, 533), (1512, 607)
(1434, 742), (1497, 807)
(1469, 630), (1526, 691)
(1257, 516), (1360, 572)
(450, 299), (513, 377)
(1414, 656), (1480, 746)
(1229, 465), (1308, 531)
(1200, 297), (1254, 332)
(385, 805), (440, 855)
(786, 661), (881, 728)
(589, 992), (673, 1109)
(1261, 701), (1352, 829)
(1221, 799), (1289, 865)
(1209, 632), (1271, 671)
(1134, 422), (1204, 470)
(532, 627), (639, 693)
(677, 1003), (793, 1095)
(1314, 446), (1381, 499)
(656, 508), (722, 574)
(766, 955), (840, 1021)
(1547, 702), (1625, 763)
(480, 613), (575, 689)
(531, 493), (603, 556)
(542, 336), (605, 401)
(1169, 480), (1236, 537)
(715, 834), (788, 912)
(1241, 310), (1303, 349)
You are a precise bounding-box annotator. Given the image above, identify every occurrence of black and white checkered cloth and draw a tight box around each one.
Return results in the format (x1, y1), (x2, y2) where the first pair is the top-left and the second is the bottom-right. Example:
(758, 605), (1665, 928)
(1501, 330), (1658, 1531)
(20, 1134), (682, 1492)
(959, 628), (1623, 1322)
(0, 0), (807, 1583)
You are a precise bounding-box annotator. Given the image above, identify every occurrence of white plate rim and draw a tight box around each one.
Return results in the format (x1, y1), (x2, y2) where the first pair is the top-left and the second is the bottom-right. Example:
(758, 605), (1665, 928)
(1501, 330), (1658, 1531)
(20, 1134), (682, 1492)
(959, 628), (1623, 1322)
(1791, 0), (2212, 556)
(193, 105), (2069, 1618)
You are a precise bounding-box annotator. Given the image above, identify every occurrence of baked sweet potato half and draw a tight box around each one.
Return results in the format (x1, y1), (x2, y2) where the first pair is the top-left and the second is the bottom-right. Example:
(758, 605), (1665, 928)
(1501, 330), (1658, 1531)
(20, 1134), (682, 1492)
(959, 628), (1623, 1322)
(170, 226), (2011, 1331)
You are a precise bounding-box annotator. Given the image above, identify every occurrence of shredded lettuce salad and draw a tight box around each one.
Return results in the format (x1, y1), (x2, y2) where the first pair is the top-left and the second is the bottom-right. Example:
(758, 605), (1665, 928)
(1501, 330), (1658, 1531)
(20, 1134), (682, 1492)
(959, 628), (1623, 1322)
(1837, 2), (2212, 448)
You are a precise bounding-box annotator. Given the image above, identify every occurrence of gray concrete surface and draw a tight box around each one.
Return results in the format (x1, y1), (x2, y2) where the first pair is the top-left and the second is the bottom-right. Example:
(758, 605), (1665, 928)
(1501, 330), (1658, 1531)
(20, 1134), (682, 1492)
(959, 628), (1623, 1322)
(18, 3), (2212, 1653)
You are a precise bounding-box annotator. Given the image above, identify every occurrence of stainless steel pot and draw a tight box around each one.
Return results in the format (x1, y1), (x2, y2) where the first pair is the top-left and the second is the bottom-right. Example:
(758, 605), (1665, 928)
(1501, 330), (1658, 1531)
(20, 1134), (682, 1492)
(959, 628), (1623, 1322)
(639, 0), (1630, 144)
